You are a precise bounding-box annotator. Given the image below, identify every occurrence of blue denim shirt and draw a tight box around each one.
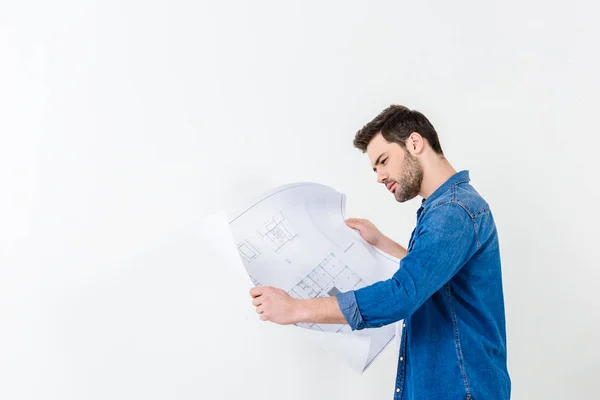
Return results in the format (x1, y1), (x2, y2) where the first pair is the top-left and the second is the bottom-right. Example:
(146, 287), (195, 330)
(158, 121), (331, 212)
(337, 171), (510, 400)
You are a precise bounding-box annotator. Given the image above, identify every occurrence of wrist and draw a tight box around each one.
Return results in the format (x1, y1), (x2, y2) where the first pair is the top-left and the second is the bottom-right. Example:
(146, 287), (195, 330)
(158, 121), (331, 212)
(374, 234), (391, 250)
(293, 299), (311, 324)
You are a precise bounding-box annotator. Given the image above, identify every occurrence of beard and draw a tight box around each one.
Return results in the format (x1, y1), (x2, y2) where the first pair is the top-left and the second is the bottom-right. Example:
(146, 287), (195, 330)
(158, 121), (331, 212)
(393, 153), (424, 203)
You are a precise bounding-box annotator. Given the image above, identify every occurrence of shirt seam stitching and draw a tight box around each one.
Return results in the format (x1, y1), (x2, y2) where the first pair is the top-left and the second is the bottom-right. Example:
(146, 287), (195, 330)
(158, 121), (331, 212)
(422, 191), (481, 250)
(445, 282), (472, 397)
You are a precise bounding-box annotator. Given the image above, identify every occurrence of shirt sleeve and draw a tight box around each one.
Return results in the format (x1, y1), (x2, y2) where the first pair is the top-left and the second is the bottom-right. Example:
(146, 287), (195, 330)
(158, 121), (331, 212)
(336, 202), (478, 330)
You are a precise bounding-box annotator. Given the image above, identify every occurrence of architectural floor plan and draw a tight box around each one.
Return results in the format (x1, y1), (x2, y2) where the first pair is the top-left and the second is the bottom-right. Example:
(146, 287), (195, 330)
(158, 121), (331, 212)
(228, 182), (401, 373)
(289, 253), (363, 333)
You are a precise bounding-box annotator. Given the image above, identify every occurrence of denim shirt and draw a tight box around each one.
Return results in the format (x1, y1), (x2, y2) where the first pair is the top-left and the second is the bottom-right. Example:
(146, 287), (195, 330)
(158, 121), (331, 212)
(336, 171), (510, 400)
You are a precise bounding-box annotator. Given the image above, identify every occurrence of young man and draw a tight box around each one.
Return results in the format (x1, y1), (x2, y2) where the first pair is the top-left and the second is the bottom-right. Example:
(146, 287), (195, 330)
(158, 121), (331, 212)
(250, 105), (511, 399)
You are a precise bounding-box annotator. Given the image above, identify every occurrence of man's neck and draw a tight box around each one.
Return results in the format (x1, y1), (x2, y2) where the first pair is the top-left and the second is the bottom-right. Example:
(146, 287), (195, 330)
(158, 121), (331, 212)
(419, 156), (457, 200)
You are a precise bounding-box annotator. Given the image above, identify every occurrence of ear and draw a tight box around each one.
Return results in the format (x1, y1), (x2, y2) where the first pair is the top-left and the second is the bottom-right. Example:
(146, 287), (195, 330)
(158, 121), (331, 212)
(406, 132), (425, 155)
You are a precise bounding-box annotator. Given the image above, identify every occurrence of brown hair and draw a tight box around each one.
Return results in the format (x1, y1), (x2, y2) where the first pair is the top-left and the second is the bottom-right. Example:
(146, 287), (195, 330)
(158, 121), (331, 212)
(353, 105), (443, 155)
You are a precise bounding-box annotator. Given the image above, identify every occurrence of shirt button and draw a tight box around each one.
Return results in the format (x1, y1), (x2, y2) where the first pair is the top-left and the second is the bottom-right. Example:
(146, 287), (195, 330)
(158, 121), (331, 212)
(396, 388), (400, 393)
(400, 356), (404, 361)
(403, 323), (406, 328)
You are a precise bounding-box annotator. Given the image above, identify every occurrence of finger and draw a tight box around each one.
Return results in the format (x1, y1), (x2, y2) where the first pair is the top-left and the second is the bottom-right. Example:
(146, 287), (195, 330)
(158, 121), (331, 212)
(260, 314), (268, 321)
(250, 287), (263, 298)
(256, 305), (264, 314)
(345, 218), (356, 227)
(252, 297), (262, 306)
(345, 218), (363, 229)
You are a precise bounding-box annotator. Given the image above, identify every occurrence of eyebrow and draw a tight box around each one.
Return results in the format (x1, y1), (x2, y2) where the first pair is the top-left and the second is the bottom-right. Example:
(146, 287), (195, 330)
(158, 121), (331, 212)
(372, 153), (386, 172)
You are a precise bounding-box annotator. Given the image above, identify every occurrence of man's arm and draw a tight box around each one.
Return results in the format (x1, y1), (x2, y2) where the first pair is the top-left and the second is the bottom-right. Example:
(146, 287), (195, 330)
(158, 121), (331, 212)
(251, 217), (408, 326)
(250, 204), (477, 329)
(250, 287), (346, 325)
(345, 218), (407, 260)
(337, 203), (478, 330)
(249, 235), (408, 326)
(374, 235), (407, 259)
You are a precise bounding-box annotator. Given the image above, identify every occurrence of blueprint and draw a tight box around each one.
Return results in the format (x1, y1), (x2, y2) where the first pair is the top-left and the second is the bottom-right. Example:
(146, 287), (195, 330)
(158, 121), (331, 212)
(227, 182), (403, 373)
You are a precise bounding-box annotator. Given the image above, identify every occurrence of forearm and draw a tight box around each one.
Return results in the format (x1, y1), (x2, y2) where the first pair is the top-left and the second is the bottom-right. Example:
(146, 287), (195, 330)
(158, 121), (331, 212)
(294, 296), (347, 325)
(289, 239), (407, 327)
(375, 236), (407, 259)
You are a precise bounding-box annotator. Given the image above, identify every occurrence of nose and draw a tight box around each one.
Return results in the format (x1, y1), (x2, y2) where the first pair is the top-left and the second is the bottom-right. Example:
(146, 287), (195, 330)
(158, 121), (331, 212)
(377, 170), (388, 184)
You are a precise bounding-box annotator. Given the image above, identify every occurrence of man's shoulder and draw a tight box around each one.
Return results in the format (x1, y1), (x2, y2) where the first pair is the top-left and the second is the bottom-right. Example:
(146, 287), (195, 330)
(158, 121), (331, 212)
(426, 181), (490, 220)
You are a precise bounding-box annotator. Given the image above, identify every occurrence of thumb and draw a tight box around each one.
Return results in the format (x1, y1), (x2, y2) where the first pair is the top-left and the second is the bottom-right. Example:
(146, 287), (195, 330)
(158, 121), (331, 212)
(345, 218), (363, 230)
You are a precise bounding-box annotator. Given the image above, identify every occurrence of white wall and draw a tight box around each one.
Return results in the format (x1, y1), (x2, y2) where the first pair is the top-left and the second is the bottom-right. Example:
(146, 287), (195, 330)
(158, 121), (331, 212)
(1, 1), (599, 399)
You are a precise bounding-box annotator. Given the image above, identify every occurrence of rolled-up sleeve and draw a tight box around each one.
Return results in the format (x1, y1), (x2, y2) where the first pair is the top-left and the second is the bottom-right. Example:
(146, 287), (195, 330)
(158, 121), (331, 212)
(335, 290), (366, 330)
(338, 203), (478, 330)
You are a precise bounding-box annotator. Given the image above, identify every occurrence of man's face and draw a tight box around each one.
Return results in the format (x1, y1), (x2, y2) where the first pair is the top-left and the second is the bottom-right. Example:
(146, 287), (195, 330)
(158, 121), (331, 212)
(367, 133), (423, 203)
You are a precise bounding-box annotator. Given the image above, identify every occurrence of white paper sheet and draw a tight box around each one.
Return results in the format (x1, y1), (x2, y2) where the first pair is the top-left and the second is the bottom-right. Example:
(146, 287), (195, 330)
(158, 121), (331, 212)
(225, 182), (403, 373)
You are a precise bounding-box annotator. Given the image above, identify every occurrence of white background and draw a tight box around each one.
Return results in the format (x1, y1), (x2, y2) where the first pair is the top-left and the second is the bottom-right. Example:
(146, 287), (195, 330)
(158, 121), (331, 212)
(1, 1), (599, 399)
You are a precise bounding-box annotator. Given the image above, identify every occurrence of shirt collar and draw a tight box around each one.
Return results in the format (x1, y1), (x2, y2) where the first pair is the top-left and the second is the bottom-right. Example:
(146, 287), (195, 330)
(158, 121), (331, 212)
(420, 170), (470, 207)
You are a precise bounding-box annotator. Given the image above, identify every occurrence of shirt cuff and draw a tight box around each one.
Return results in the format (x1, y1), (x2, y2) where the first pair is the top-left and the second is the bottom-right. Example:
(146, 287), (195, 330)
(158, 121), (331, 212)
(335, 290), (367, 330)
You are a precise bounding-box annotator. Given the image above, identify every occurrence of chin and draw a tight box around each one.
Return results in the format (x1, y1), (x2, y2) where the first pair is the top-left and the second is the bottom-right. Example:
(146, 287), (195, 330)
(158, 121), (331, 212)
(395, 192), (417, 203)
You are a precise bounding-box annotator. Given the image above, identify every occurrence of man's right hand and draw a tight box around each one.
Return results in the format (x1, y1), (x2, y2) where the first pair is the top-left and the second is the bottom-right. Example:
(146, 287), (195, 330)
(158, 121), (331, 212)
(345, 218), (407, 260)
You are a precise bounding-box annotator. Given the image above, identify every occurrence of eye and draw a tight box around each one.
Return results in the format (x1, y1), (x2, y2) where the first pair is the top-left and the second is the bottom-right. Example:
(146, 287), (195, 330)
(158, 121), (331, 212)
(382, 158), (388, 165)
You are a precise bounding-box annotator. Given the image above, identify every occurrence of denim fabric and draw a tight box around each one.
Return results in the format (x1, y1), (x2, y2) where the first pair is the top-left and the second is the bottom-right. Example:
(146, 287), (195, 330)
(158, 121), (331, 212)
(337, 171), (510, 400)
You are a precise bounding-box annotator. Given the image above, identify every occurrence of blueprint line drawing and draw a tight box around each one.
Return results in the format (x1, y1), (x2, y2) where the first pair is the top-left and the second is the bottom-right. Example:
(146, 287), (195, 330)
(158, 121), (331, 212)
(237, 240), (261, 263)
(288, 253), (365, 333)
(228, 182), (402, 373)
(256, 211), (298, 253)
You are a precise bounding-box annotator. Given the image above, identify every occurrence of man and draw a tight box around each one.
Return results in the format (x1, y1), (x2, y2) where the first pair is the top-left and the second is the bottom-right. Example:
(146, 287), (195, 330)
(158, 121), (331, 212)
(250, 105), (511, 399)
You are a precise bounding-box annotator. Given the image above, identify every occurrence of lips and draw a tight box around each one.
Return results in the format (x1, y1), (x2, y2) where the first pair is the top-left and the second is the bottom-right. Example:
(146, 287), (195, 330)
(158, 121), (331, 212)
(387, 182), (396, 193)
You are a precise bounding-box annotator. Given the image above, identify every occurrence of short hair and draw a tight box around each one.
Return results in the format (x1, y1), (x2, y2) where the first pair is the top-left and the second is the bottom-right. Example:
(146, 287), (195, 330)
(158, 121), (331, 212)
(353, 105), (443, 154)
